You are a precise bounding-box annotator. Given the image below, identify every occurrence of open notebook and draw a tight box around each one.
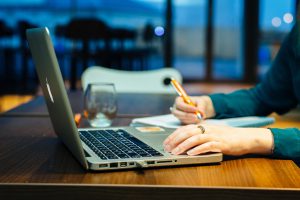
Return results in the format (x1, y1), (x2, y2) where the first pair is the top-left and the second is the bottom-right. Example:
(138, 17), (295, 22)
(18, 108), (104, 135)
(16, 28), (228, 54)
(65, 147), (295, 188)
(131, 114), (275, 129)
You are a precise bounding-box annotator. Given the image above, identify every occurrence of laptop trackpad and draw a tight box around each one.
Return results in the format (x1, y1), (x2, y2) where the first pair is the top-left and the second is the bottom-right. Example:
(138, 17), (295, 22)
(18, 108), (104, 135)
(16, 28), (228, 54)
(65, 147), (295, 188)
(131, 127), (172, 151)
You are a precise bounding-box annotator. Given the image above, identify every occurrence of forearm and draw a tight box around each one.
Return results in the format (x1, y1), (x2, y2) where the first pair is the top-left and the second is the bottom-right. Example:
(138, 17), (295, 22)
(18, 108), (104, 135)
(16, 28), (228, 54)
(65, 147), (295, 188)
(241, 127), (300, 160)
(209, 89), (273, 119)
(242, 128), (274, 155)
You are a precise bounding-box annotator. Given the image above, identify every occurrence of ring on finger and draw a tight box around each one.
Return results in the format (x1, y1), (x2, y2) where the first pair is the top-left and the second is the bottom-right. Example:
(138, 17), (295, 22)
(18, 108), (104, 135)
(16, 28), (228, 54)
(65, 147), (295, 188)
(197, 125), (206, 134)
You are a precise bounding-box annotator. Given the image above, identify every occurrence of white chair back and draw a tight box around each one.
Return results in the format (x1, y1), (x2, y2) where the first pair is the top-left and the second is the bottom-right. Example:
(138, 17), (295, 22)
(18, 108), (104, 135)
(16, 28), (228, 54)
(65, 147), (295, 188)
(81, 66), (182, 94)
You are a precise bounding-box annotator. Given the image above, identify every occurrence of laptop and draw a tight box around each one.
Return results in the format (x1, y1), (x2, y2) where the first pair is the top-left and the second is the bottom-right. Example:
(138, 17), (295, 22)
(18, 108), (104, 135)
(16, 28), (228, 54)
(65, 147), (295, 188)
(26, 27), (222, 171)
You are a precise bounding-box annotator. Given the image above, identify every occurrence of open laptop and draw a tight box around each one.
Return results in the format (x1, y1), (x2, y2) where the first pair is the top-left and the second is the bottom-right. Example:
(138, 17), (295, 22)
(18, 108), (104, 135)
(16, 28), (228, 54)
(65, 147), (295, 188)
(26, 27), (222, 171)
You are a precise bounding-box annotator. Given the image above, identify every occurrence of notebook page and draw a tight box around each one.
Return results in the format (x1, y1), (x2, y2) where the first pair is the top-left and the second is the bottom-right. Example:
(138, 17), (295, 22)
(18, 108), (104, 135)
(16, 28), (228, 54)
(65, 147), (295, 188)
(131, 114), (275, 129)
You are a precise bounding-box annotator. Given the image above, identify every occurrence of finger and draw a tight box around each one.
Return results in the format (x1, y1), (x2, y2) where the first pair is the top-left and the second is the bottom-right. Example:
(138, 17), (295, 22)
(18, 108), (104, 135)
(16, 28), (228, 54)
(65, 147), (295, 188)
(163, 125), (195, 145)
(175, 97), (206, 120)
(190, 97), (207, 119)
(175, 97), (198, 113)
(164, 123), (212, 147)
(165, 126), (201, 152)
(187, 141), (222, 155)
(172, 107), (199, 124)
(171, 134), (211, 155)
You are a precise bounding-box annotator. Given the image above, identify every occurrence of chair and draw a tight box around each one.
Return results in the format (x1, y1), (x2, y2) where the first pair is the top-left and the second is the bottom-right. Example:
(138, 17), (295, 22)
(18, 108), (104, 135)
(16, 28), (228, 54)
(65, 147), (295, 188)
(0, 20), (14, 89)
(64, 18), (111, 90)
(18, 21), (37, 89)
(81, 66), (182, 94)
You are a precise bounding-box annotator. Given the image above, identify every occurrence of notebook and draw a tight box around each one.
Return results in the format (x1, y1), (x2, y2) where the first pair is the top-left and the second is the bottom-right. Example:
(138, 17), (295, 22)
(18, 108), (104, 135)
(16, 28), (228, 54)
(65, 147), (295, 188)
(131, 114), (275, 129)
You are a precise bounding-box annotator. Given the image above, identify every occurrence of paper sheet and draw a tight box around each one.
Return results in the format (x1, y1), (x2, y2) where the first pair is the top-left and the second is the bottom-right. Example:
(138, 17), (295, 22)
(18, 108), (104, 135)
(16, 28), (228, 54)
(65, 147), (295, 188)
(131, 114), (275, 129)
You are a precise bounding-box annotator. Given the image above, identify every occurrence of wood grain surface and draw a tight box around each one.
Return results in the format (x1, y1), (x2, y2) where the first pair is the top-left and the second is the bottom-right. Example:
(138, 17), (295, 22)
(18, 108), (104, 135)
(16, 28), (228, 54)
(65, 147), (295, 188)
(0, 92), (299, 200)
(0, 116), (299, 187)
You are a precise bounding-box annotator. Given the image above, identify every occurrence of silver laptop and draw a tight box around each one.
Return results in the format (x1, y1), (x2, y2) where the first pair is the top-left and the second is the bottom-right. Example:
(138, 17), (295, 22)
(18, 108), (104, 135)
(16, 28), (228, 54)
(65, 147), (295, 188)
(26, 27), (222, 171)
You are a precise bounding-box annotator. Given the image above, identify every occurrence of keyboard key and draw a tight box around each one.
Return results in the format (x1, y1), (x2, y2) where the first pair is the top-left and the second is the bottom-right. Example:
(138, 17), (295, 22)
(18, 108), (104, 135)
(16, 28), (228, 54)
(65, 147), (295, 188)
(79, 129), (163, 160)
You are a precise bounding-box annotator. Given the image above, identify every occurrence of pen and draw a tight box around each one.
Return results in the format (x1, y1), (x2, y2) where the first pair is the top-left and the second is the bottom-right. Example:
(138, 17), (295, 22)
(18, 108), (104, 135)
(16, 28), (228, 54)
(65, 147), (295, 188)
(170, 78), (203, 120)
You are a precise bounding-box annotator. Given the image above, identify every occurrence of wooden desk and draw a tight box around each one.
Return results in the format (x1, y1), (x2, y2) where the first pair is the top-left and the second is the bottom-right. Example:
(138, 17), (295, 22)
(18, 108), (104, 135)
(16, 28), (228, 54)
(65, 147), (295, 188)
(1, 92), (175, 118)
(0, 92), (299, 200)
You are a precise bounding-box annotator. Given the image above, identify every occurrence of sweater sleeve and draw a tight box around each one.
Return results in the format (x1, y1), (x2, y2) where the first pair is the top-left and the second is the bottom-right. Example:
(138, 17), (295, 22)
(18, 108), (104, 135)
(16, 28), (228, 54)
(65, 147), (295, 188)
(270, 128), (300, 160)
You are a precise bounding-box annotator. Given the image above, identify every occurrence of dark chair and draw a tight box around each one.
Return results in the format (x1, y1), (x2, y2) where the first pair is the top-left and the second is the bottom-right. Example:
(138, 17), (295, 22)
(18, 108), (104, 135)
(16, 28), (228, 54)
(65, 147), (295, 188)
(0, 20), (14, 93)
(54, 24), (69, 79)
(64, 18), (111, 90)
(109, 28), (137, 70)
(110, 27), (155, 71)
(17, 20), (37, 89)
(0, 21), (13, 37)
(110, 25), (157, 71)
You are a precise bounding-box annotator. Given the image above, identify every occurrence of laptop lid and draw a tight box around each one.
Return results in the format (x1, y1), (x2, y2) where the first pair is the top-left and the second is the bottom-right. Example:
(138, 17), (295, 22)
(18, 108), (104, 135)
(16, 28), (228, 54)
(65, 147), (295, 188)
(26, 27), (88, 169)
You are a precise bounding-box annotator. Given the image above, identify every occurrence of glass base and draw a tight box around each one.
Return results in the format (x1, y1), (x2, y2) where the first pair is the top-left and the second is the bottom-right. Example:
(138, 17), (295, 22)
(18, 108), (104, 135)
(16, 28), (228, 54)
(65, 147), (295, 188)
(88, 113), (112, 127)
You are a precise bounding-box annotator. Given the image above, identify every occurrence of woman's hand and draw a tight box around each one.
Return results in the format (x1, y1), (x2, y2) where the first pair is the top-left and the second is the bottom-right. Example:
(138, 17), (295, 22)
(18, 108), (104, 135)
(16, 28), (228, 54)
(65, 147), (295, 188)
(171, 96), (216, 124)
(163, 124), (274, 156)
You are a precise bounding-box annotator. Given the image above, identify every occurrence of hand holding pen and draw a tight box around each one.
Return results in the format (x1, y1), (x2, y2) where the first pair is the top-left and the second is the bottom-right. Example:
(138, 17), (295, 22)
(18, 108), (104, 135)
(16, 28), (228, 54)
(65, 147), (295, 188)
(170, 78), (204, 121)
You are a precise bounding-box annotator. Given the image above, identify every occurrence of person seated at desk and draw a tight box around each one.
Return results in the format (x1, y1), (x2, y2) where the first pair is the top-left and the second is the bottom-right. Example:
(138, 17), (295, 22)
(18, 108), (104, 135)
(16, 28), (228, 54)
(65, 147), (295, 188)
(164, 23), (300, 161)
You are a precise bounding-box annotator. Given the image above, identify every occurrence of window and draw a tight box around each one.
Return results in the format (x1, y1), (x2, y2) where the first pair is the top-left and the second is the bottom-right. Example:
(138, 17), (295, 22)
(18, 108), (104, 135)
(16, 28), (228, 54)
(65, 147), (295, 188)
(258, 0), (296, 79)
(173, 0), (207, 80)
(212, 0), (244, 80)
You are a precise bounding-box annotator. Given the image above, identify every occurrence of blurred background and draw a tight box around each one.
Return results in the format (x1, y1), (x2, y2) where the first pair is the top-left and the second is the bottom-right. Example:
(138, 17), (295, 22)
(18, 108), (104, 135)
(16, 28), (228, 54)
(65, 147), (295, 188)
(0, 0), (297, 110)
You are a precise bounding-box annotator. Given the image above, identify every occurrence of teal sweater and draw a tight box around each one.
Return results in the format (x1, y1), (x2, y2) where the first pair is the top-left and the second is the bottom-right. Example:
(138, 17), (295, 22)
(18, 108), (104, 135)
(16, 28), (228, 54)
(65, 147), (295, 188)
(209, 23), (300, 160)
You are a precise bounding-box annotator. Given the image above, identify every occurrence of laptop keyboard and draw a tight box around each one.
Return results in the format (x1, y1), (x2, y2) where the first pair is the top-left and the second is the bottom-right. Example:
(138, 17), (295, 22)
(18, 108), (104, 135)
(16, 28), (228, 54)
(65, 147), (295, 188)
(79, 129), (163, 160)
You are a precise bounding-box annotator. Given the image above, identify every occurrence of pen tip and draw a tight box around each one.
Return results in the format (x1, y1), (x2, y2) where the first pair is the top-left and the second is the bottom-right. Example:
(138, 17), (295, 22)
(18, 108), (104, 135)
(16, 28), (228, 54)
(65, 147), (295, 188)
(197, 113), (202, 120)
